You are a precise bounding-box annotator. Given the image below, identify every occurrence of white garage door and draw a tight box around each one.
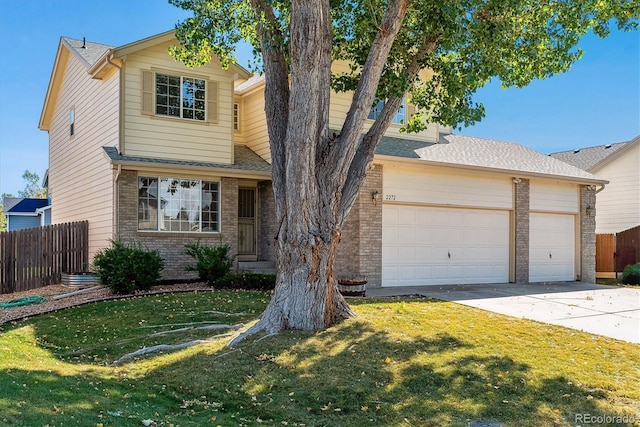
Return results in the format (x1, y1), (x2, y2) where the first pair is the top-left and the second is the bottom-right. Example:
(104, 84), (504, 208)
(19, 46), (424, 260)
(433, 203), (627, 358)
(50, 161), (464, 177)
(382, 205), (510, 287)
(529, 213), (576, 282)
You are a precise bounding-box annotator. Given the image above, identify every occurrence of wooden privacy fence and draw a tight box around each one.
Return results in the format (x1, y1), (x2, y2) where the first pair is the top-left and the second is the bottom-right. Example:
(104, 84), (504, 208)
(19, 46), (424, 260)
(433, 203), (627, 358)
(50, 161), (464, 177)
(596, 225), (640, 276)
(615, 225), (640, 270)
(596, 233), (615, 273)
(0, 221), (89, 294)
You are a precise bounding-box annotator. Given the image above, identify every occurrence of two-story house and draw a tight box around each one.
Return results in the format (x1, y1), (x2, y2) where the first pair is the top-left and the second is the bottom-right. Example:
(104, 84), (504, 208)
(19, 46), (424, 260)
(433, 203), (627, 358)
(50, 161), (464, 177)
(40, 30), (606, 287)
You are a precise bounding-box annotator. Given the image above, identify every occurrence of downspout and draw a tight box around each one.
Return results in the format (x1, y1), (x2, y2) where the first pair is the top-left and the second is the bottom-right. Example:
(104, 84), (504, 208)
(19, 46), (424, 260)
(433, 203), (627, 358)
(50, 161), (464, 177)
(106, 51), (123, 242)
(114, 163), (121, 241)
(106, 52), (121, 70)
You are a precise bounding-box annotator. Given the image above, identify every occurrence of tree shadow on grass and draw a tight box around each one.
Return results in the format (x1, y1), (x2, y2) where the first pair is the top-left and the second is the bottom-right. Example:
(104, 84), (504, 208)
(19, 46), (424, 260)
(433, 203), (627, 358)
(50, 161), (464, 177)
(1, 296), (638, 426)
(143, 319), (635, 426)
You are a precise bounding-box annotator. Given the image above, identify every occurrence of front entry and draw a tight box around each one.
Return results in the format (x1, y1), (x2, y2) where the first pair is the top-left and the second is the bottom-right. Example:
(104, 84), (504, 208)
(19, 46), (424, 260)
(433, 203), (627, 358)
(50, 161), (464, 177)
(238, 188), (256, 260)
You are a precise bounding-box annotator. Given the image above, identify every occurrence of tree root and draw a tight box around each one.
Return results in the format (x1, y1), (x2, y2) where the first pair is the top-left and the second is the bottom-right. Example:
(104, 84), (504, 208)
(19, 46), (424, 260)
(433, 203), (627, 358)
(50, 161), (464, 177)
(111, 335), (232, 366)
(228, 292), (355, 347)
(150, 323), (243, 337)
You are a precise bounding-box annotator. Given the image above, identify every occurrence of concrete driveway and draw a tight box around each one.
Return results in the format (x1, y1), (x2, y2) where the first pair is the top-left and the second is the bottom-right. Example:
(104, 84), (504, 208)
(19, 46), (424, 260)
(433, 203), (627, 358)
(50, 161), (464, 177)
(367, 282), (640, 343)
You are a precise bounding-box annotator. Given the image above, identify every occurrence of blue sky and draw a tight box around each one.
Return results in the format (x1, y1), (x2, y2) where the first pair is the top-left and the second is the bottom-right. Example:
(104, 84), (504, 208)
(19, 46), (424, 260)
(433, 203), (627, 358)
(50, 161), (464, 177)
(0, 0), (638, 197)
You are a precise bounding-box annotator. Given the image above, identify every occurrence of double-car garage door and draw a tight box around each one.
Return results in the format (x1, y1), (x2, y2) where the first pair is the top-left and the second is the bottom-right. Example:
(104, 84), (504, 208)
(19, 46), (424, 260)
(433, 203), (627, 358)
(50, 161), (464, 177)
(382, 205), (510, 286)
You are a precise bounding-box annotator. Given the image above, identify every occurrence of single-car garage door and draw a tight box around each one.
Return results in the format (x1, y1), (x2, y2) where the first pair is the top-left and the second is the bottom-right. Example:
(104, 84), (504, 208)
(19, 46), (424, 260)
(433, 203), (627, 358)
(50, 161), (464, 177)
(382, 205), (510, 286)
(529, 213), (576, 282)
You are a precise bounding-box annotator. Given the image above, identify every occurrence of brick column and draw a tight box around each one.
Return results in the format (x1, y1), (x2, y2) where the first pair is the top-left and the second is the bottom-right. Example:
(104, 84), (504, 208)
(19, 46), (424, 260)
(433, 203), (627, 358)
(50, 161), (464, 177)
(514, 178), (530, 283)
(580, 185), (597, 283)
(257, 181), (277, 262)
(358, 164), (383, 287)
(335, 164), (383, 288)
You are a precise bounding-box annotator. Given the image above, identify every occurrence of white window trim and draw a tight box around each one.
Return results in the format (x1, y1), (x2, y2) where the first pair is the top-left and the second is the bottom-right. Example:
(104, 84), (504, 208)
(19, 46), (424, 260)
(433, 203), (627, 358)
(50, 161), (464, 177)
(155, 73), (207, 121)
(137, 176), (222, 234)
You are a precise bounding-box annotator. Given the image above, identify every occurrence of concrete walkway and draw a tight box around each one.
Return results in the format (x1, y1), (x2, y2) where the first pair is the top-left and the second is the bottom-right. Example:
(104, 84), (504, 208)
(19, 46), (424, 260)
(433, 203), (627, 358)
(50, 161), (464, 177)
(367, 282), (640, 343)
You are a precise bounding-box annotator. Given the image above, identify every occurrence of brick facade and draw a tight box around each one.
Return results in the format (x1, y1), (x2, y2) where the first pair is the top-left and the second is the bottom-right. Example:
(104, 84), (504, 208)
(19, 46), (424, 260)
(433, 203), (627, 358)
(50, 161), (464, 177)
(514, 178), (530, 283)
(335, 164), (383, 288)
(116, 170), (239, 279)
(115, 168), (597, 286)
(580, 185), (597, 283)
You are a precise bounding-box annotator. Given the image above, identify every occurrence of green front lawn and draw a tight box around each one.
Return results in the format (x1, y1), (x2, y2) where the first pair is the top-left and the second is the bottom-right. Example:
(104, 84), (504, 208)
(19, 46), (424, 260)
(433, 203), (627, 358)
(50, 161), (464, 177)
(1, 290), (638, 426)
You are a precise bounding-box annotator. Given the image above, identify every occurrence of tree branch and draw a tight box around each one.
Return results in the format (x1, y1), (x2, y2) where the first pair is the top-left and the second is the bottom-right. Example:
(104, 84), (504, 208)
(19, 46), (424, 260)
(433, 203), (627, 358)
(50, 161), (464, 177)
(250, 0), (289, 208)
(337, 0), (410, 144)
(339, 36), (441, 222)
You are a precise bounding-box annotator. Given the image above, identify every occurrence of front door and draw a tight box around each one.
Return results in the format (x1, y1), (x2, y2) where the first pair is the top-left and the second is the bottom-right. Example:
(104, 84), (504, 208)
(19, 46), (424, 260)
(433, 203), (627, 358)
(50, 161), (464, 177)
(238, 188), (256, 259)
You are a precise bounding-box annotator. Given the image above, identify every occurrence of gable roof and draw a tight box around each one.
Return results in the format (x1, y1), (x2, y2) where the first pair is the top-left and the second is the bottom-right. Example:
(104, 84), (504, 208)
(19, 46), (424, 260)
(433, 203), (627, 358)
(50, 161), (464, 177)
(40, 31), (251, 130)
(63, 37), (113, 67)
(3, 198), (50, 214)
(375, 134), (606, 184)
(549, 136), (640, 171)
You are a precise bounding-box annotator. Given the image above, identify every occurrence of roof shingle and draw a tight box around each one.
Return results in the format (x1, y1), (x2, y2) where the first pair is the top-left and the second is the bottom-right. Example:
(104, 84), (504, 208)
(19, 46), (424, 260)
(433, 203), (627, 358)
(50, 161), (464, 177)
(376, 133), (604, 183)
(62, 37), (113, 67)
(3, 198), (49, 213)
(103, 145), (271, 173)
(549, 139), (635, 171)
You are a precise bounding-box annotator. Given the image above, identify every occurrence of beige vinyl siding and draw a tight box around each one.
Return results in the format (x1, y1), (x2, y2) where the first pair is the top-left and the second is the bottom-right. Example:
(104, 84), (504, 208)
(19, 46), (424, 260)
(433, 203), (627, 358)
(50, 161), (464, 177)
(122, 40), (234, 164)
(530, 180), (579, 213)
(239, 89), (271, 162)
(593, 143), (640, 233)
(48, 52), (119, 259)
(236, 60), (450, 162)
(383, 165), (513, 210)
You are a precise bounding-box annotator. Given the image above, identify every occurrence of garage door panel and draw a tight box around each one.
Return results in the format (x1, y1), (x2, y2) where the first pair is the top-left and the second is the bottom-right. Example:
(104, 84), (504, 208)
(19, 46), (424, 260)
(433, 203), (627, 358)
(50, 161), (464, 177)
(529, 213), (575, 282)
(398, 227), (417, 243)
(383, 205), (510, 286)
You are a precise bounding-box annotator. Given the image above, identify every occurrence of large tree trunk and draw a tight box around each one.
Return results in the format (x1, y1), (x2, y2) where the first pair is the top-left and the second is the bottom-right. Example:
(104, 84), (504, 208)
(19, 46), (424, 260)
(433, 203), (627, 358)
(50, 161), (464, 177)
(230, 0), (410, 346)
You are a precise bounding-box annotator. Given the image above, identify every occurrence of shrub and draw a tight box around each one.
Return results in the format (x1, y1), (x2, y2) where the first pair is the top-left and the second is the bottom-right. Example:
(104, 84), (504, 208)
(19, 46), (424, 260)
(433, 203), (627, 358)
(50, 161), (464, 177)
(621, 263), (640, 285)
(216, 273), (276, 290)
(183, 241), (235, 286)
(92, 241), (164, 294)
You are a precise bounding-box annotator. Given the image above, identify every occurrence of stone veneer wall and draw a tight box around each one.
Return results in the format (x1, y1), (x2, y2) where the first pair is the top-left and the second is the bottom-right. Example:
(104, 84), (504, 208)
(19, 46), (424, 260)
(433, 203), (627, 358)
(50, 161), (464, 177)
(334, 164), (383, 287)
(514, 178), (530, 283)
(580, 185), (597, 283)
(116, 170), (239, 279)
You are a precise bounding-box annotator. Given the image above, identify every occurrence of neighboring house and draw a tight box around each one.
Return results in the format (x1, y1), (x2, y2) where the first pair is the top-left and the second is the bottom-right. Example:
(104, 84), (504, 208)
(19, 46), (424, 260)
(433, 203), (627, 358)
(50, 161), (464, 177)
(2, 197), (52, 231)
(39, 30), (604, 287)
(550, 136), (640, 234)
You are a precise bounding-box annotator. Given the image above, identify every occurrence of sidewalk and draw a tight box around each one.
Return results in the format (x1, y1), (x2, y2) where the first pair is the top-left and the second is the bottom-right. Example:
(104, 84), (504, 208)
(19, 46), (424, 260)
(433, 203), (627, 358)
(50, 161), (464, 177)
(367, 282), (640, 343)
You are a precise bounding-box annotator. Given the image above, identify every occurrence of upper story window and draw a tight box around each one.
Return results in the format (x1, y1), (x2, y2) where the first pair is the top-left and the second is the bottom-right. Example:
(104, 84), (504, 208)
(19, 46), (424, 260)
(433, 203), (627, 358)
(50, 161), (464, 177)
(233, 103), (239, 130)
(138, 176), (220, 233)
(69, 108), (75, 136)
(142, 70), (218, 123)
(368, 99), (406, 125)
(156, 74), (206, 121)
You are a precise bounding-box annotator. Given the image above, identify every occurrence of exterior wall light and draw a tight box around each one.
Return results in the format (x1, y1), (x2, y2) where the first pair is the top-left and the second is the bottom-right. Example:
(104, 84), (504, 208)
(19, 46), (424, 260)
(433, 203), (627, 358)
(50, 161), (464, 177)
(371, 190), (380, 202)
